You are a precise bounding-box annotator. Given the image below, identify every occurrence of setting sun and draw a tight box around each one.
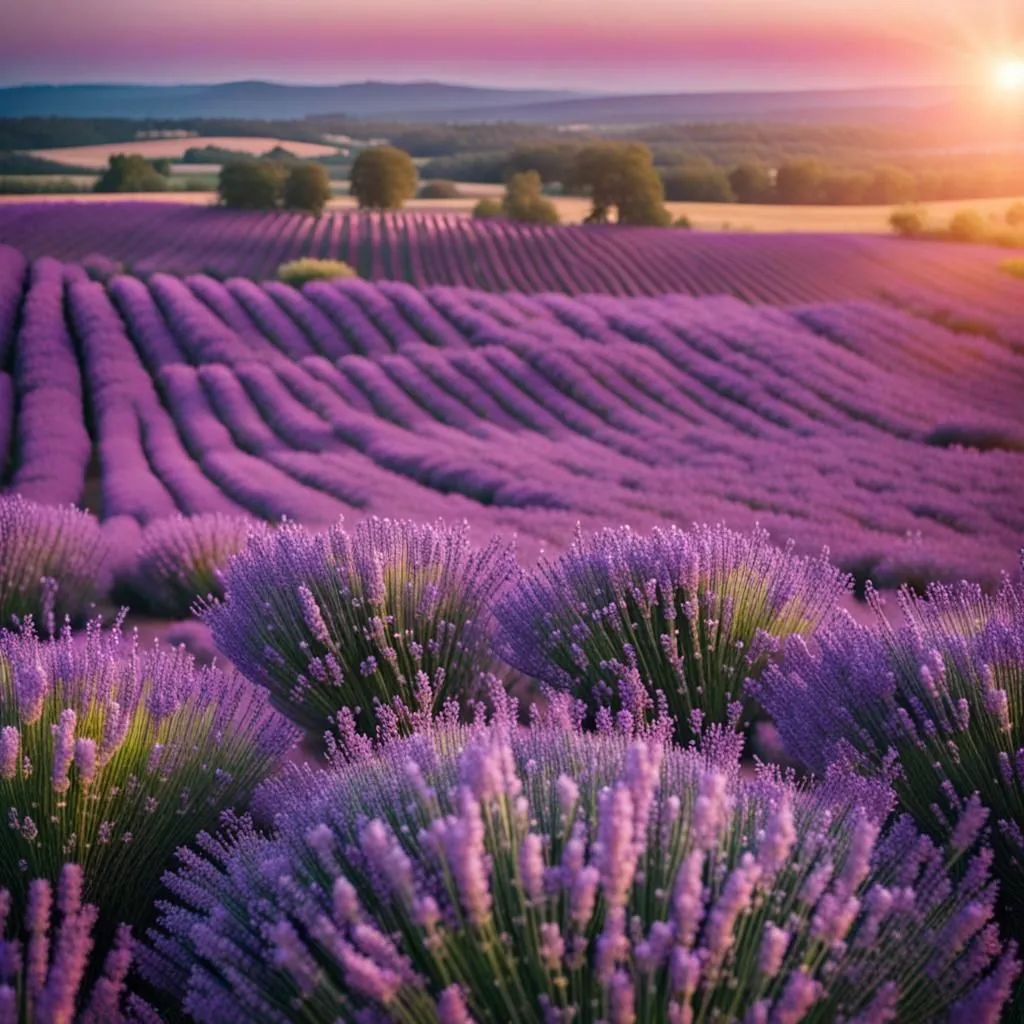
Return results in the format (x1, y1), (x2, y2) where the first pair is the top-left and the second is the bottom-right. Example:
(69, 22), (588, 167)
(994, 56), (1024, 90)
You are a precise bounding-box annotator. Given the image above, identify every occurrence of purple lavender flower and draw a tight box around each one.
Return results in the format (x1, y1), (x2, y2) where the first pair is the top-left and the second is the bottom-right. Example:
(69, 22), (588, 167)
(202, 516), (517, 745)
(0, 496), (110, 628)
(494, 523), (849, 741)
(753, 561), (1024, 918)
(145, 709), (1015, 1023)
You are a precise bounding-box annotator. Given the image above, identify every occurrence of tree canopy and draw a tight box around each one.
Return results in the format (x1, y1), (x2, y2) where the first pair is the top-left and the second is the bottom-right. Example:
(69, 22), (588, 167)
(572, 143), (670, 226)
(217, 160), (288, 210)
(93, 154), (169, 193)
(349, 146), (418, 210)
(284, 162), (332, 216)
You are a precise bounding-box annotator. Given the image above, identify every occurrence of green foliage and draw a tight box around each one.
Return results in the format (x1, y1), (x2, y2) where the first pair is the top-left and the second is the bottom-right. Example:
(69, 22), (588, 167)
(947, 209), (988, 243)
(819, 170), (871, 206)
(890, 206), (927, 238)
(662, 166), (735, 203)
(349, 145), (418, 210)
(472, 197), (504, 219)
(181, 145), (252, 165)
(865, 165), (917, 204)
(217, 159), (287, 210)
(774, 158), (827, 204)
(728, 161), (774, 203)
(1002, 258), (1024, 280)
(284, 162), (332, 216)
(0, 176), (92, 195)
(93, 154), (169, 194)
(504, 142), (579, 185)
(417, 179), (462, 199)
(277, 258), (357, 286)
(574, 143), (671, 226)
(673, 215), (693, 229)
(501, 170), (560, 224)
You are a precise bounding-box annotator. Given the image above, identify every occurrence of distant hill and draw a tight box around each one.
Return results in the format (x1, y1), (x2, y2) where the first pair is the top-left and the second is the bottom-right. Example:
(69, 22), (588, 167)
(0, 80), (954, 125)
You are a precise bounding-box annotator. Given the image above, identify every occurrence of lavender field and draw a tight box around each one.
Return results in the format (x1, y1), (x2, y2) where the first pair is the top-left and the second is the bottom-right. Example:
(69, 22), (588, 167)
(0, 236), (1021, 586)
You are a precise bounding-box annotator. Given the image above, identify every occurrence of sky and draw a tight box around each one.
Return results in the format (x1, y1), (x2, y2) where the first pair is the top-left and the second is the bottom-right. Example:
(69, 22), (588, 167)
(2, 0), (1021, 92)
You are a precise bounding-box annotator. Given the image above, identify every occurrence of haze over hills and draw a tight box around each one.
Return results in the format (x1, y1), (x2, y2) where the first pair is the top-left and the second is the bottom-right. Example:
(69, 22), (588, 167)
(0, 80), (956, 123)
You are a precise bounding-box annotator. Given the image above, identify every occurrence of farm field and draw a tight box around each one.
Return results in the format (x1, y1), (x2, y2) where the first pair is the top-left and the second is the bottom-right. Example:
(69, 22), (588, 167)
(1, 239), (1022, 586)
(4, 190), (1023, 231)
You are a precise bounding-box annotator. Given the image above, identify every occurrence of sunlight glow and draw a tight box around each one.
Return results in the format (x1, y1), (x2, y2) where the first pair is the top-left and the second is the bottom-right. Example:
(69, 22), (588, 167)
(993, 57), (1024, 91)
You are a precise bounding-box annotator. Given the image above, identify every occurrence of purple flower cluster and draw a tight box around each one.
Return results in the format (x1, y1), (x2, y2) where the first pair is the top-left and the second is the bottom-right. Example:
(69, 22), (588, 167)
(0, 864), (155, 1023)
(121, 513), (265, 618)
(143, 712), (1019, 1023)
(0, 617), (297, 966)
(495, 523), (850, 739)
(753, 560), (1024, 917)
(0, 495), (110, 628)
(203, 516), (517, 743)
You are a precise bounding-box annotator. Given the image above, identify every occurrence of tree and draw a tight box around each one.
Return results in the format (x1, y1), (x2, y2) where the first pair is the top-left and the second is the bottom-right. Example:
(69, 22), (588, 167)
(728, 162), (774, 204)
(1006, 202), (1024, 227)
(866, 165), (917, 205)
(947, 209), (987, 243)
(662, 166), (735, 203)
(349, 145), (418, 210)
(819, 170), (871, 205)
(418, 180), (461, 199)
(573, 143), (670, 226)
(472, 198), (503, 219)
(505, 144), (579, 186)
(93, 154), (169, 193)
(218, 160), (287, 210)
(501, 171), (560, 224)
(284, 163), (332, 216)
(890, 207), (927, 238)
(775, 158), (827, 204)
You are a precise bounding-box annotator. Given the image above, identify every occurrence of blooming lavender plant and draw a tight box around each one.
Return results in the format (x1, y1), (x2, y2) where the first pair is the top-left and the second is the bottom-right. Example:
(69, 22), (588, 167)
(120, 513), (264, 618)
(145, 705), (1018, 1024)
(753, 563), (1024, 919)
(0, 863), (155, 1022)
(202, 517), (517, 743)
(0, 619), (297, 963)
(0, 496), (110, 630)
(494, 523), (850, 741)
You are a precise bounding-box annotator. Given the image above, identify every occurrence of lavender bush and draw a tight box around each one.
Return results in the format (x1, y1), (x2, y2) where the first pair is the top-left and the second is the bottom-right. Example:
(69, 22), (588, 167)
(121, 513), (264, 618)
(145, 704), (1018, 1023)
(0, 496), (110, 629)
(753, 564), (1024, 917)
(495, 523), (850, 741)
(0, 863), (154, 1022)
(0, 619), (297, 961)
(202, 517), (517, 743)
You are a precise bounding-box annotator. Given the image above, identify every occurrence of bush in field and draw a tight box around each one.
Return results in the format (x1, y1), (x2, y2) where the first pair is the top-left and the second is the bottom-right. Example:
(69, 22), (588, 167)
(120, 513), (264, 618)
(349, 146), (418, 210)
(217, 160), (287, 211)
(277, 258), (357, 286)
(728, 161), (774, 204)
(662, 166), (735, 203)
(0, 621), (296, 964)
(495, 524), (850, 742)
(0, 496), (109, 628)
(1002, 257), (1024, 279)
(93, 155), (168, 194)
(947, 209), (988, 243)
(501, 170), (560, 225)
(202, 518), (517, 745)
(673, 214), (693, 229)
(284, 163), (332, 217)
(1006, 201), (1024, 227)
(417, 180), (461, 199)
(145, 713), (1019, 1024)
(0, 864), (147, 1021)
(472, 197), (503, 219)
(754, 563), (1024, 921)
(574, 143), (671, 226)
(890, 206), (927, 238)
(775, 158), (827, 205)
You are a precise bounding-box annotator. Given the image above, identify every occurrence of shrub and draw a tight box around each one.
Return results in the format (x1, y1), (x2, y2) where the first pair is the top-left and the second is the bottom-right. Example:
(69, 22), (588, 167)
(0, 621), (296, 959)
(662, 166), (735, 203)
(775, 158), (827, 205)
(728, 161), (774, 204)
(573, 143), (670, 226)
(0, 496), (109, 628)
(284, 163), (332, 217)
(202, 518), (518, 743)
(1001, 257), (1024, 280)
(494, 524), (850, 741)
(349, 146), (418, 210)
(501, 170), (560, 225)
(93, 155), (168, 194)
(752, 563), (1024, 918)
(1006, 201), (1024, 228)
(0, 864), (147, 1021)
(889, 207), (926, 238)
(217, 160), (287, 210)
(417, 180), (461, 199)
(120, 513), (264, 619)
(145, 712), (1019, 1024)
(472, 197), (503, 220)
(277, 258), (357, 286)
(947, 209), (988, 243)
(673, 214), (693, 229)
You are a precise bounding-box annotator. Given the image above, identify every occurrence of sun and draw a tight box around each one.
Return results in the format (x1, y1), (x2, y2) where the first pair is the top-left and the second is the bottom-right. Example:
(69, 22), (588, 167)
(993, 57), (1024, 91)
